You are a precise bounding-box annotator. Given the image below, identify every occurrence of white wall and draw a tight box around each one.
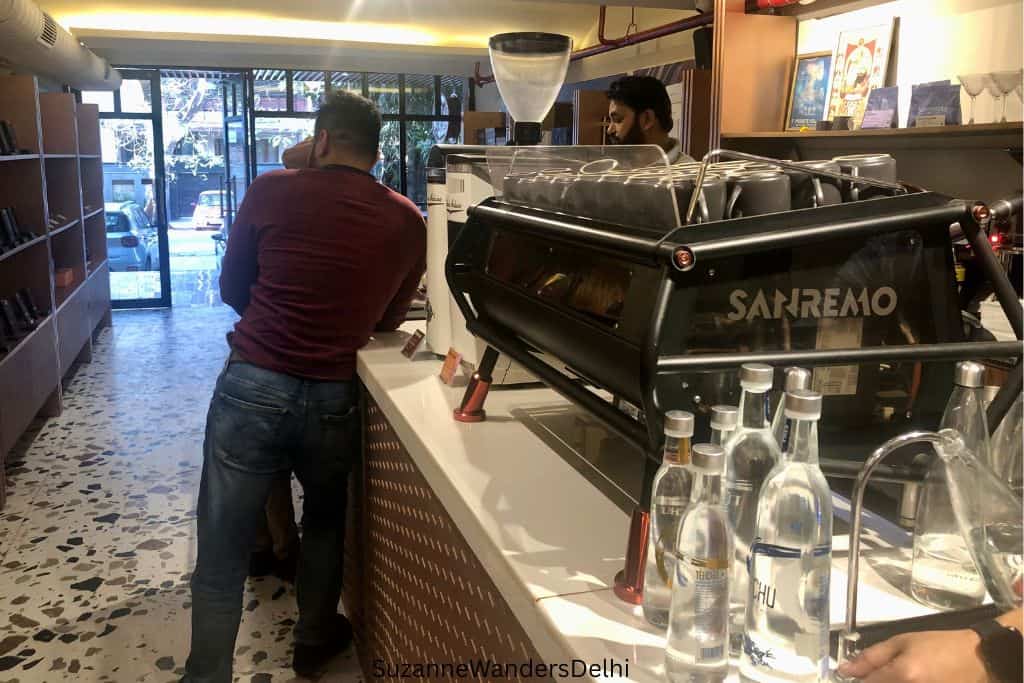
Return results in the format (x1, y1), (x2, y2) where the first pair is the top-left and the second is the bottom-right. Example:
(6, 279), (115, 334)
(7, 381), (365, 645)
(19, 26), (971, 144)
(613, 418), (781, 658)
(797, 0), (1023, 125)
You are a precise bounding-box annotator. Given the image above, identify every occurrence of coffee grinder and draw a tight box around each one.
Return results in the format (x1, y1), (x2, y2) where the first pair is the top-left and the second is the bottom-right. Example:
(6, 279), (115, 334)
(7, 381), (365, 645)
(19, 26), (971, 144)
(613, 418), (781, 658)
(425, 33), (572, 401)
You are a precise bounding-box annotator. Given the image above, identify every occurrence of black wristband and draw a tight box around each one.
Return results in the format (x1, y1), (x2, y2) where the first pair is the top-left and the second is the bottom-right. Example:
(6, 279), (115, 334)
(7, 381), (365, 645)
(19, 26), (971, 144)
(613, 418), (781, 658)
(969, 619), (1023, 683)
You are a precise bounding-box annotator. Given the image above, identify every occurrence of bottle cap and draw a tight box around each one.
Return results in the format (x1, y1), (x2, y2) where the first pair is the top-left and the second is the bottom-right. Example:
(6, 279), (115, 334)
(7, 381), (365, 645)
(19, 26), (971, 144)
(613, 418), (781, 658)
(692, 443), (725, 471)
(784, 389), (822, 420)
(954, 361), (986, 389)
(783, 366), (812, 393)
(740, 363), (774, 391)
(710, 405), (738, 431)
(663, 410), (694, 438)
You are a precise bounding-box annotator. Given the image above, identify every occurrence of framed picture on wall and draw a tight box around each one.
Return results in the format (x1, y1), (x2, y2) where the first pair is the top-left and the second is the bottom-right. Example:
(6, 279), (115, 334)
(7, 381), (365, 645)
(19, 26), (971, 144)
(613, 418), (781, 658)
(785, 51), (834, 130)
(825, 20), (896, 128)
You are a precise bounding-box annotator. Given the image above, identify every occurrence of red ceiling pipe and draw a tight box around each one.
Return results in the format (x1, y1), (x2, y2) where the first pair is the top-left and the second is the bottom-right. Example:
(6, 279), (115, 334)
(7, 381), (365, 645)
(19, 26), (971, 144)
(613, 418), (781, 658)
(571, 5), (713, 62)
(746, 0), (801, 8)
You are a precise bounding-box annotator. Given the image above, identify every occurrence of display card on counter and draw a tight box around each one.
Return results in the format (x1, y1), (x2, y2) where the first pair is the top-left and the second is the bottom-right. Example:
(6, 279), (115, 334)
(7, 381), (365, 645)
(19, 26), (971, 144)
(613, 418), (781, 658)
(401, 329), (425, 359)
(439, 348), (462, 385)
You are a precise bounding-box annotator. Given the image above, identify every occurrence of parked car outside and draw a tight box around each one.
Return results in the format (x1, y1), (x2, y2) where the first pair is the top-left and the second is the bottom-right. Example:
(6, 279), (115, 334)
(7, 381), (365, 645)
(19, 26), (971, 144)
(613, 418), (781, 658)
(191, 190), (226, 230)
(106, 201), (160, 272)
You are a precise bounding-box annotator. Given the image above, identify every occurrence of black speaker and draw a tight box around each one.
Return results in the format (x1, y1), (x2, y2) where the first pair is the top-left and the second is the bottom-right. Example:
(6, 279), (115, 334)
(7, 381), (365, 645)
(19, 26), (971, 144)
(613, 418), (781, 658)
(693, 26), (713, 70)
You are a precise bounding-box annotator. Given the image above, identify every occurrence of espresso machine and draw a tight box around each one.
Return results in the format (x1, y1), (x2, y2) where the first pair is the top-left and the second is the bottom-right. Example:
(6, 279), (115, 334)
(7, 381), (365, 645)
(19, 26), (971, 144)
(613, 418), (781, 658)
(444, 145), (1022, 602)
(424, 33), (572, 403)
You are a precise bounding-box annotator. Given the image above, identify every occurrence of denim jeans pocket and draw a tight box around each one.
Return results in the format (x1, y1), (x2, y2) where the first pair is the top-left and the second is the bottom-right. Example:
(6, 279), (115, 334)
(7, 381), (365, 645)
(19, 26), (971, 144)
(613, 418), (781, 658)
(316, 404), (360, 473)
(208, 387), (291, 475)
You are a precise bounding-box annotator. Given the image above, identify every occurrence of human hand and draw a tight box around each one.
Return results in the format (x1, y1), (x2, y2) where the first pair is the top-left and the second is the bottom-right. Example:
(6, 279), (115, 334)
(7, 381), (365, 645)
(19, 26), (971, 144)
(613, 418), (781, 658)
(837, 629), (988, 683)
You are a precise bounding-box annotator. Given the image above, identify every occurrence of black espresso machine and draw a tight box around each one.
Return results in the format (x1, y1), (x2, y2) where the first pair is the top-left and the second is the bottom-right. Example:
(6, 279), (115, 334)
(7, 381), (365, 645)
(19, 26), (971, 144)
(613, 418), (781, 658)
(444, 145), (1023, 603)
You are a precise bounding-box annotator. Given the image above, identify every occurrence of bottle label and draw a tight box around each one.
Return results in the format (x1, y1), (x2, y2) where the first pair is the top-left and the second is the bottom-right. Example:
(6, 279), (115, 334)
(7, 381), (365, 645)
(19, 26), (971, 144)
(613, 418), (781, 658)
(743, 540), (831, 672)
(677, 553), (729, 662)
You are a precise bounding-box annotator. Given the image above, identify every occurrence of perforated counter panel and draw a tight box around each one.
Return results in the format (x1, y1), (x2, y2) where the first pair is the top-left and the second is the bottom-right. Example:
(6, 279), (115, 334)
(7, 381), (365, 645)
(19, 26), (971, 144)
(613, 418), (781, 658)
(343, 393), (553, 681)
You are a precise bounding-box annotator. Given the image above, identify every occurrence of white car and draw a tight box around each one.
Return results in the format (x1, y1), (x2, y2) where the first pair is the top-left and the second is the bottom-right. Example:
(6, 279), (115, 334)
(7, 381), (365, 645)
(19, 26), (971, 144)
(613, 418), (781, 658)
(191, 190), (226, 230)
(106, 201), (159, 272)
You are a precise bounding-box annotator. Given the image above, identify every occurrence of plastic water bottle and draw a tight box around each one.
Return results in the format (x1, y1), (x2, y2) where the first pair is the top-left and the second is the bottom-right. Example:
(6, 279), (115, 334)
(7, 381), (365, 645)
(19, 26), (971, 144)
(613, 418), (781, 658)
(666, 444), (731, 683)
(911, 361), (988, 609)
(725, 363), (781, 655)
(710, 405), (738, 446)
(740, 390), (832, 683)
(771, 367), (811, 451)
(644, 411), (695, 627)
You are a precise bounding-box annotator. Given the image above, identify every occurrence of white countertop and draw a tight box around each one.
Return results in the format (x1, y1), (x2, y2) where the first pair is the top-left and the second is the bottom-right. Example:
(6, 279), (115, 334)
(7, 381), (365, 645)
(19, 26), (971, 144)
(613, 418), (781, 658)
(357, 324), (935, 681)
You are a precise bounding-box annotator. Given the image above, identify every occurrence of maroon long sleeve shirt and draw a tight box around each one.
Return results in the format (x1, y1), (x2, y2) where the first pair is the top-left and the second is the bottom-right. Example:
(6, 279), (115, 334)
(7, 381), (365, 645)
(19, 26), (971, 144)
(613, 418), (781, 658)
(220, 165), (426, 381)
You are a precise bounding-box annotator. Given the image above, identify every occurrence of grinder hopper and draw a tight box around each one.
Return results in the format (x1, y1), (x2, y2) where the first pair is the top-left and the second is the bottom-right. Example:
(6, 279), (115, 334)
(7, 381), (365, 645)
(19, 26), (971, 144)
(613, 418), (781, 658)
(488, 32), (572, 145)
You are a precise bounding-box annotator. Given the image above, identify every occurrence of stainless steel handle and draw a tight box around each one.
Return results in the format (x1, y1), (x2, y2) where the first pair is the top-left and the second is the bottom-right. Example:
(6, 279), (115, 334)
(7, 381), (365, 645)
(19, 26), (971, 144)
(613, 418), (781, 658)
(686, 148), (908, 224)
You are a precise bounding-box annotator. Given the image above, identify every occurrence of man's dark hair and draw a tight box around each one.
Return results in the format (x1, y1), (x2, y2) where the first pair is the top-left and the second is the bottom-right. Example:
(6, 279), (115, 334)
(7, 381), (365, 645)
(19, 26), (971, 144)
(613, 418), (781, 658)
(314, 90), (382, 158)
(607, 75), (673, 132)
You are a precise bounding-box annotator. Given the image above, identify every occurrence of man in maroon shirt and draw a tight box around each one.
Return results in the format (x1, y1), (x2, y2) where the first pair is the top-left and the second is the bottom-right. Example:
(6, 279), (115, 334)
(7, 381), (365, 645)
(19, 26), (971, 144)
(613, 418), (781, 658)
(183, 90), (425, 683)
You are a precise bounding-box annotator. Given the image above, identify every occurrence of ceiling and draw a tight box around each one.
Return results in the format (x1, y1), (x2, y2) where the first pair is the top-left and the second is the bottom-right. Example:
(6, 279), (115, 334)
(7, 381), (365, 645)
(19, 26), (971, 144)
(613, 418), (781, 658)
(40, 0), (695, 69)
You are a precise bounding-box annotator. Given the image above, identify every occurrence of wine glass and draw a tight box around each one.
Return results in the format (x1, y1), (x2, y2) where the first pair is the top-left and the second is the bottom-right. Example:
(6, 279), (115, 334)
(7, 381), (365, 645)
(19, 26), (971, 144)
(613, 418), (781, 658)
(958, 74), (987, 125)
(991, 70), (1023, 122)
(984, 73), (1003, 123)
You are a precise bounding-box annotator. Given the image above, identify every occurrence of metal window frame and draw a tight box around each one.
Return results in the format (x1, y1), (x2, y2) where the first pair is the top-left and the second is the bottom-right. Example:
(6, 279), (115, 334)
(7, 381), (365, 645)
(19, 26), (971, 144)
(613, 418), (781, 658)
(91, 65), (469, 225)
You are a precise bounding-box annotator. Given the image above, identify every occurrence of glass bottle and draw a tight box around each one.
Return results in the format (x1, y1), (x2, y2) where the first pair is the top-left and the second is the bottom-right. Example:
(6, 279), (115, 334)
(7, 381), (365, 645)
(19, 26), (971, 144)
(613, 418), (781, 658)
(911, 361), (988, 609)
(991, 392), (1022, 499)
(644, 410), (695, 627)
(934, 428), (1023, 611)
(740, 390), (832, 683)
(711, 405), (738, 446)
(666, 444), (731, 683)
(725, 363), (781, 655)
(771, 367), (812, 451)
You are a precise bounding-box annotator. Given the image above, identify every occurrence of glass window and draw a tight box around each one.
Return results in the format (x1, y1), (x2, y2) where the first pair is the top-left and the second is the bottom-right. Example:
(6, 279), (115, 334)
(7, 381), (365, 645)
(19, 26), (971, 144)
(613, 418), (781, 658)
(440, 75), (467, 119)
(254, 117), (316, 174)
(368, 73), (400, 114)
(112, 179), (135, 202)
(404, 74), (436, 115)
(82, 90), (115, 113)
(292, 71), (326, 113)
(253, 69), (288, 112)
(119, 78), (153, 113)
(377, 120), (401, 192)
(405, 120), (447, 207)
(106, 212), (130, 233)
(330, 72), (363, 96)
(161, 77), (225, 175)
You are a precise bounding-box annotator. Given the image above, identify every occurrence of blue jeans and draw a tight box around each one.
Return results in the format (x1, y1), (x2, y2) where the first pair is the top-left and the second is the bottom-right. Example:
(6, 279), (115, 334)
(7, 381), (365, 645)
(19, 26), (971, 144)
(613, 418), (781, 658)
(183, 361), (359, 683)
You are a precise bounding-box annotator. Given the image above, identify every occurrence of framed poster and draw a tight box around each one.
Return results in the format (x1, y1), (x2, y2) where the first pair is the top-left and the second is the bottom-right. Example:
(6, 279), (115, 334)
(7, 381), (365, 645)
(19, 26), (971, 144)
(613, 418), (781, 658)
(785, 51), (834, 130)
(825, 21), (896, 128)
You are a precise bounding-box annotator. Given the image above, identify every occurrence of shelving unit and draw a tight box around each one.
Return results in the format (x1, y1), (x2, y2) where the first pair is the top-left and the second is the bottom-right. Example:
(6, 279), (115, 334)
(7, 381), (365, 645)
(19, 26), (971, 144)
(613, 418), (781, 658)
(708, 1), (1024, 202)
(0, 76), (111, 506)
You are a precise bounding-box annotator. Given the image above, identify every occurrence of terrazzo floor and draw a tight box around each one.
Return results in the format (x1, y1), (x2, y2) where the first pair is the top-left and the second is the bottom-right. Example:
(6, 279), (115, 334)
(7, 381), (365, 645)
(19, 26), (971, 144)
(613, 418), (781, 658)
(0, 306), (364, 683)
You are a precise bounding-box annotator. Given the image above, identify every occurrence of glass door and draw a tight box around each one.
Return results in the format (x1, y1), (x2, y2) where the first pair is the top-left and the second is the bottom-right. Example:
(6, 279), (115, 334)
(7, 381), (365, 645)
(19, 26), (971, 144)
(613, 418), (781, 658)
(84, 69), (171, 308)
(222, 74), (252, 239)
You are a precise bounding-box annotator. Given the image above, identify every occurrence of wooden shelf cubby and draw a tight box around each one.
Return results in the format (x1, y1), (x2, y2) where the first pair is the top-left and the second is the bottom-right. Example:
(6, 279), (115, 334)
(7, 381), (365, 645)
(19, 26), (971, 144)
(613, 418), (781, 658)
(79, 157), (104, 215)
(39, 93), (79, 156)
(84, 210), (108, 269)
(44, 157), (82, 228)
(51, 223), (86, 308)
(0, 158), (46, 236)
(0, 75), (111, 494)
(0, 75), (42, 155)
(76, 104), (101, 156)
